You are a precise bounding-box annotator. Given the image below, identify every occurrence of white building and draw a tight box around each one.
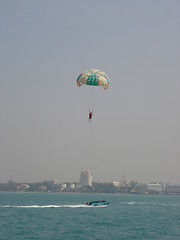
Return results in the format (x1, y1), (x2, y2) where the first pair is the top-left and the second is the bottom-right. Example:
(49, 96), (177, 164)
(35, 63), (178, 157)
(147, 182), (166, 192)
(165, 184), (180, 194)
(17, 183), (30, 191)
(79, 170), (92, 186)
(112, 182), (120, 187)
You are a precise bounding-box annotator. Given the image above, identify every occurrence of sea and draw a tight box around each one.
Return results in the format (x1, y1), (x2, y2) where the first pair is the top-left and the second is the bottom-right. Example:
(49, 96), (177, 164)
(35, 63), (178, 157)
(0, 192), (180, 240)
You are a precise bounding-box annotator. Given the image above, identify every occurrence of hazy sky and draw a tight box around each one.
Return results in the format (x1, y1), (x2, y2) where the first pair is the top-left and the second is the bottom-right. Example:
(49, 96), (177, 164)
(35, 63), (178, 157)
(0, 0), (180, 184)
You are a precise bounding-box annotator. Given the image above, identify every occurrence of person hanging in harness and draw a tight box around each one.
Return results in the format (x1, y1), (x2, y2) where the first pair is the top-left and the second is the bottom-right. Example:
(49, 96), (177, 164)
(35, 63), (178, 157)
(89, 111), (93, 122)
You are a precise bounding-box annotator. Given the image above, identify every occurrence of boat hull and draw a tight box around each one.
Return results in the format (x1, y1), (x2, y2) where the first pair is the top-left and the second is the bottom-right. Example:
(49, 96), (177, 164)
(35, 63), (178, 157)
(86, 200), (110, 207)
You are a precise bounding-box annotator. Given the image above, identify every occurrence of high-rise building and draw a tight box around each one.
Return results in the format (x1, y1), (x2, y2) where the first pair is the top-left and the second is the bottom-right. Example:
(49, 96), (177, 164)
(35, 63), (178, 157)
(79, 170), (92, 186)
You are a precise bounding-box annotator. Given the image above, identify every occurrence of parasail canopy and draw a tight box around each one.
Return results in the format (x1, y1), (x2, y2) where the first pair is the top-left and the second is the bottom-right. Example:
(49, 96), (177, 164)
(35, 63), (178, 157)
(77, 69), (109, 90)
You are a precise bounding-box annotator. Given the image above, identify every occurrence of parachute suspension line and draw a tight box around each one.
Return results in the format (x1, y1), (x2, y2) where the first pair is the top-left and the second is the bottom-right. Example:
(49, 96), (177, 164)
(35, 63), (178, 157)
(88, 86), (95, 112)
(84, 86), (96, 113)
(91, 87), (95, 111)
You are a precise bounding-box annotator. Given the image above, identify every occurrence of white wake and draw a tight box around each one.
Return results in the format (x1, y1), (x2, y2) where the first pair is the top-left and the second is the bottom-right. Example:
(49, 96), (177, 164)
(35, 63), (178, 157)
(1, 204), (107, 208)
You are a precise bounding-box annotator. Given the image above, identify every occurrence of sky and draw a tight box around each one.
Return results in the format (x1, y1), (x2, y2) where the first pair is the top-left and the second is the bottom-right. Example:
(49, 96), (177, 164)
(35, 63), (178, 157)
(0, 0), (180, 184)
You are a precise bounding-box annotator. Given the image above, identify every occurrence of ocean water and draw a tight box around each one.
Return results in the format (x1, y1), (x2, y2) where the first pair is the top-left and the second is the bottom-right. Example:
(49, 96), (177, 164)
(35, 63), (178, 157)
(0, 193), (180, 240)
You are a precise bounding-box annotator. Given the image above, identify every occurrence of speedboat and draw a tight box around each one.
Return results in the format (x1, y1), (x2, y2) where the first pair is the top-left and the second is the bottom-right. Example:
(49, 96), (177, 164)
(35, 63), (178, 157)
(86, 200), (110, 206)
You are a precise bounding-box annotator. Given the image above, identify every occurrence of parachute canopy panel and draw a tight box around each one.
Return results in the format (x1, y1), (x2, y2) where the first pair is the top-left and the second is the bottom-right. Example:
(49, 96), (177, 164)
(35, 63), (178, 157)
(77, 69), (109, 89)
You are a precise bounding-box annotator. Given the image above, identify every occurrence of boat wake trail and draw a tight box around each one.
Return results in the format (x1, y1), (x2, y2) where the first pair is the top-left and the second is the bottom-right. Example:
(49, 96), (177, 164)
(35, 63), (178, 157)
(121, 202), (180, 207)
(1, 204), (107, 208)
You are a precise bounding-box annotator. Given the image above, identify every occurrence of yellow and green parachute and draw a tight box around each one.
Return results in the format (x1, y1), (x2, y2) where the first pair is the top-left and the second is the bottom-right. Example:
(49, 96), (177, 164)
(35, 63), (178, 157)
(77, 69), (109, 90)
